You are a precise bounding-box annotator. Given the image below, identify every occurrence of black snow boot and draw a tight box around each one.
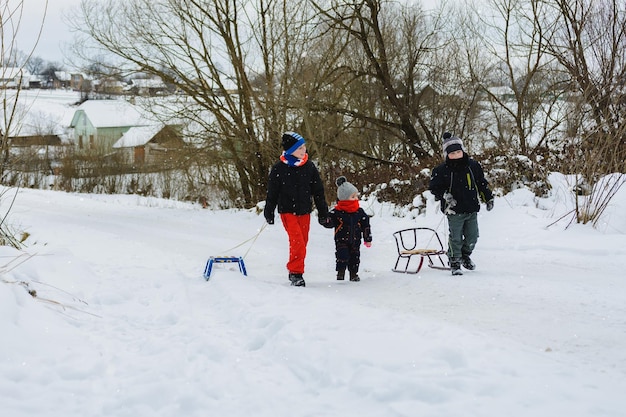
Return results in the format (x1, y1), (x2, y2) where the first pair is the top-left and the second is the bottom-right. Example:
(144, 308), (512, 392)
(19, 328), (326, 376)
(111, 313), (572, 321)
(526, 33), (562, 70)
(289, 273), (306, 287)
(461, 255), (476, 270)
(450, 259), (463, 276)
(336, 269), (346, 280)
(349, 271), (360, 282)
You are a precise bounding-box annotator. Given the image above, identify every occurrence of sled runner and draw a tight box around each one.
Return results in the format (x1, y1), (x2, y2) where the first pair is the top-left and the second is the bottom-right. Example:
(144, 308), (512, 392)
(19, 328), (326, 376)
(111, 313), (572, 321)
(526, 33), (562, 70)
(392, 227), (449, 273)
(203, 256), (247, 280)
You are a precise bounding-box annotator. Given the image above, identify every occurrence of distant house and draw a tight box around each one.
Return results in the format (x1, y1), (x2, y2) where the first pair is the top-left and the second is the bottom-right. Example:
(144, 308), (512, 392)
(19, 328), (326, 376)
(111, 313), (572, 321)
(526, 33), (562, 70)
(70, 73), (90, 91)
(128, 77), (169, 96)
(10, 134), (64, 147)
(92, 78), (126, 95)
(28, 74), (43, 89)
(416, 83), (442, 104)
(486, 85), (516, 101)
(1, 67), (31, 89)
(52, 71), (72, 89)
(4, 100), (70, 148)
(414, 81), (461, 104)
(69, 99), (152, 153)
(113, 124), (185, 165)
(6, 106), (70, 172)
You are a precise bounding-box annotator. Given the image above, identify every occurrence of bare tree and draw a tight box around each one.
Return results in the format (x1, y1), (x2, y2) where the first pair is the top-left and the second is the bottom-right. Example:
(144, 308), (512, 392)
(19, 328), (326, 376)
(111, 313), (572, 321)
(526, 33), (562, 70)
(1, 0), (47, 178)
(537, 0), (626, 224)
(0, 0), (48, 247)
(458, 0), (569, 157)
(309, 0), (454, 161)
(539, 0), (626, 166)
(71, 0), (319, 206)
(24, 54), (44, 75)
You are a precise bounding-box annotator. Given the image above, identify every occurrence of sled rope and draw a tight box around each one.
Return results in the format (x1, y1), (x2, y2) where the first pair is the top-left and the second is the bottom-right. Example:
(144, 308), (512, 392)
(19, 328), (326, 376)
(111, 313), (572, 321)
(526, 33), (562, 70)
(220, 222), (267, 259)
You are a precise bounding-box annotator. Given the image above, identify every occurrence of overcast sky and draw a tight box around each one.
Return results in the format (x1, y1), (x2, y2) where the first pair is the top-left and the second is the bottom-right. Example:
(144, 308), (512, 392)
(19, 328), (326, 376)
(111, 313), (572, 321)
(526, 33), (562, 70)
(10, 0), (442, 68)
(10, 0), (81, 64)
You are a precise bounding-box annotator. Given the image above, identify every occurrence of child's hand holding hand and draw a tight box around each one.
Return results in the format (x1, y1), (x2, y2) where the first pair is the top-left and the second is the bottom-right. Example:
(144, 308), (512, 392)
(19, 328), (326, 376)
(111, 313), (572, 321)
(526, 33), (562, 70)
(318, 215), (332, 227)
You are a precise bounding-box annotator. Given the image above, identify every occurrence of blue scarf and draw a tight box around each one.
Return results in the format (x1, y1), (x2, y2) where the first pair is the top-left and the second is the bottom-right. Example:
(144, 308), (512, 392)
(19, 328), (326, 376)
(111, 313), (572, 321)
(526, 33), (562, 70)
(280, 152), (309, 167)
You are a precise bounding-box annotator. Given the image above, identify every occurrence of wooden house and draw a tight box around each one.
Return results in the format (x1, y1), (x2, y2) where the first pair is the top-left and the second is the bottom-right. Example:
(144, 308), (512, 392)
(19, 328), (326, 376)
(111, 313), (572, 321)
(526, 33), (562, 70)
(113, 124), (184, 165)
(52, 71), (72, 89)
(69, 99), (151, 153)
(10, 134), (64, 147)
(70, 73), (90, 91)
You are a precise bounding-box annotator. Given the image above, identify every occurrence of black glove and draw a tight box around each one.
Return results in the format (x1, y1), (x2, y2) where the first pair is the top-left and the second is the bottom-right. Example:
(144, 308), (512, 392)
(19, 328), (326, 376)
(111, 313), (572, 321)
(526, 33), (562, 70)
(265, 217), (274, 225)
(486, 200), (494, 211)
(318, 215), (331, 227)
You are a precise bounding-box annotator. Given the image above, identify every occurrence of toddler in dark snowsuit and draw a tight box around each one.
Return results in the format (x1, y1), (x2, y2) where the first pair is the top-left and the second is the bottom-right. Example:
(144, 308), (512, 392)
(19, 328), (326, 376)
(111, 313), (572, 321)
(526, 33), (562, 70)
(322, 176), (372, 281)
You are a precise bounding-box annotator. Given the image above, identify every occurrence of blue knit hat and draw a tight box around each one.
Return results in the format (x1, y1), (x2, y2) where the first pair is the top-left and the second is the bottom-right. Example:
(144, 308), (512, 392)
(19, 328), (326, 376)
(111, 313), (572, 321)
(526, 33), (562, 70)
(281, 132), (306, 155)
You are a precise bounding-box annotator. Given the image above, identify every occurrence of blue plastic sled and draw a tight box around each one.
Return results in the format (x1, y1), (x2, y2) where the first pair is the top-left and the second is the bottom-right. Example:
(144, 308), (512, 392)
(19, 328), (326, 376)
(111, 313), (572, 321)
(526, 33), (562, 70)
(203, 256), (247, 280)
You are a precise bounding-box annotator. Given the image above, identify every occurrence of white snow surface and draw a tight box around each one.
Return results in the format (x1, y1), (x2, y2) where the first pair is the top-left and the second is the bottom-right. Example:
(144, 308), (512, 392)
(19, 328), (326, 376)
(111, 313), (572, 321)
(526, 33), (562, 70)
(4, 89), (79, 137)
(1, 177), (625, 417)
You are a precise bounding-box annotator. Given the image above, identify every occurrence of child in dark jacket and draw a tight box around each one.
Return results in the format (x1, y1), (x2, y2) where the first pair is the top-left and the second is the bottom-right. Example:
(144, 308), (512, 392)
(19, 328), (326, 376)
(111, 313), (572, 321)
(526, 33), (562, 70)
(429, 132), (494, 276)
(322, 176), (372, 281)
(264, 132), (329, 287)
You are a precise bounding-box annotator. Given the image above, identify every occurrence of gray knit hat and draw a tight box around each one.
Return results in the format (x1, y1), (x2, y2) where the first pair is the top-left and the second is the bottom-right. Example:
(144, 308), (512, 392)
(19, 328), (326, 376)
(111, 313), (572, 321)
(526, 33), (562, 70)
(336, 176), (358, 201)
(442, 132), (464, 158)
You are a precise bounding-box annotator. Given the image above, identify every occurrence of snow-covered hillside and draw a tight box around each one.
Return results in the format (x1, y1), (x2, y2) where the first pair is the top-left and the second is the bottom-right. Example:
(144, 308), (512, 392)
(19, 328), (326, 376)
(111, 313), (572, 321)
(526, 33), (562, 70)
(1, 176), (625, 417)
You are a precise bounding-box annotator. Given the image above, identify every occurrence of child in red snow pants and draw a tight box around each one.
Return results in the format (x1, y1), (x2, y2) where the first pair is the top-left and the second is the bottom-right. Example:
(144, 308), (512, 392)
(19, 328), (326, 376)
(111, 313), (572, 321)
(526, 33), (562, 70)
(280, 213), (310, 274)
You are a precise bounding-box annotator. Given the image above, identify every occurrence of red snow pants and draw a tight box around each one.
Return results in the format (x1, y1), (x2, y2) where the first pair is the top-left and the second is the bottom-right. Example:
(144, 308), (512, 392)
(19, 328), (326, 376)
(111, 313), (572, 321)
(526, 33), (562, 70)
(280, 213), (311, 274)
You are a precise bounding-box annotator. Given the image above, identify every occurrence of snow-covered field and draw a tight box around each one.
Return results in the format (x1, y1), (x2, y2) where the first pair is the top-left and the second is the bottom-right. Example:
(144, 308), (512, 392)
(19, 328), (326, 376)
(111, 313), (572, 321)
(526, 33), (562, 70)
(8, 89), (80, 137)
(1, 174), (625, 417)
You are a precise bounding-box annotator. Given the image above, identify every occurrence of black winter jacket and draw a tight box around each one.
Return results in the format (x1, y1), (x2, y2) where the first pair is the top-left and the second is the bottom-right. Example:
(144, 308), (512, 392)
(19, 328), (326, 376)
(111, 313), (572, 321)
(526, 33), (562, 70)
(264, 159), (329, 222)
(429, 153), (493, 214)
(323, 207), (372, 246)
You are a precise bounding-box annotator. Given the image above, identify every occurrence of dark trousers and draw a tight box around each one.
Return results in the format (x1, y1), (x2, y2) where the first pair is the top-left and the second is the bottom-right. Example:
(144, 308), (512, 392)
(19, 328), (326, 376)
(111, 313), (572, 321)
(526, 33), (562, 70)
(335, 240), (361, 273)
(446, 212), (479, 260)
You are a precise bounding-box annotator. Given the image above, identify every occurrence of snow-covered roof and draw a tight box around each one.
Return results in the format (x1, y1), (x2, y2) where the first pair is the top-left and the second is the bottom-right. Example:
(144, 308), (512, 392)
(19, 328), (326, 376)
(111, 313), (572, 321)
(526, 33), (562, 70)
(130, 78), (166, 89)
(113, 124), (164, 148)
(1, 67), (32, 77)
(71, 100), (152, 128)
(1, 67), (31, 87)
(54, 71), (72, 82)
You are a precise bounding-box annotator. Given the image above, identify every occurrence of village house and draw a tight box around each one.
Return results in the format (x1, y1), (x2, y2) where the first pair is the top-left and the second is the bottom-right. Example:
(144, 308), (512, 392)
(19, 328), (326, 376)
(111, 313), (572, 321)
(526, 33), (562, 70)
(68, 99), (184, 165)
(69, 99), (152, 153)
(0, 67), (31, 89)
(113, 124), (185, 165)
(92, 78), (126, 96)
(70, 73), (91, 91)
(127, 77), (169, 96)
(4, 97), (71, 173)
(51, 71), (72, 89)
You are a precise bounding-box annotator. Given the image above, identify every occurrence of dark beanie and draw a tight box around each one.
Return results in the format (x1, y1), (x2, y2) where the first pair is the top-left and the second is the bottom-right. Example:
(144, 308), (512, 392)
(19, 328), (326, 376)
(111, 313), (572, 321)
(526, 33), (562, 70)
(281, 131), (306, 154)
(442, 132), (463, 157)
